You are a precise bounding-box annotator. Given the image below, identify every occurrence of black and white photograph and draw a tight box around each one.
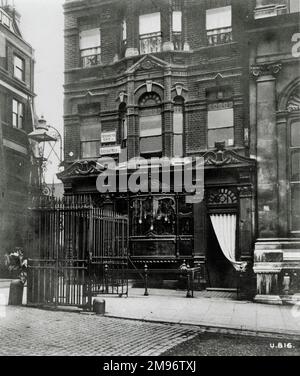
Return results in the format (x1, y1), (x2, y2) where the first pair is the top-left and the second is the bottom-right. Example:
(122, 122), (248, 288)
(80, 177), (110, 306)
(0, 0), (300, 363)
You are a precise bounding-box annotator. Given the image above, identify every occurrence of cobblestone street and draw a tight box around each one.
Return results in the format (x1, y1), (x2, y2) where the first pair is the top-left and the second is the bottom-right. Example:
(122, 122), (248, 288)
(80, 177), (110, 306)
(0, 306), (198, 356)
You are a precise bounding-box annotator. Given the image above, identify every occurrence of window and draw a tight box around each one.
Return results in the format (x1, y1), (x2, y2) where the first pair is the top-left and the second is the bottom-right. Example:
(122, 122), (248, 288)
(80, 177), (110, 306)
(14, 55), (24, 81)
(139, 93), (162, 157)
(0, 8), (12, 29)
(290, 120), (300, 232)
(139, 12), (162, 54)
(122, 20), (127, 42)
(207, 88), (234, 148)
(206, 6), (232, 45)
(12, 99), (24, 129)
(289, 0), (300, 13)
(80, 122), (101, 158)
(79, 28), (101, 68)
(172, 11), (183, 50)
(119, 104), (127, 163)
(173, 98), (184, 157)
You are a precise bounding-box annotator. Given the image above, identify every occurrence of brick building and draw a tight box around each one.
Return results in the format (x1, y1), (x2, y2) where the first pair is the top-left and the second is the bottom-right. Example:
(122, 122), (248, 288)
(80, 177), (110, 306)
(59, 0), (300, 300)
(0, 4), (37, 270)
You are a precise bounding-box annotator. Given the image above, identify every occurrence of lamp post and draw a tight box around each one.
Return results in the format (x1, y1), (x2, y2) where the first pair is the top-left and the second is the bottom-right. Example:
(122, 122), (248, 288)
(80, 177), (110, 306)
(28, 116), (63, 196)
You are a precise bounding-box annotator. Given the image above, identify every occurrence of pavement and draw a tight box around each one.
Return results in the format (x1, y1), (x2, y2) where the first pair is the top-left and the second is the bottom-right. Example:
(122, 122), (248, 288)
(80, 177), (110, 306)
(101, 288), (300, 339)
(1, 280), (300, 340)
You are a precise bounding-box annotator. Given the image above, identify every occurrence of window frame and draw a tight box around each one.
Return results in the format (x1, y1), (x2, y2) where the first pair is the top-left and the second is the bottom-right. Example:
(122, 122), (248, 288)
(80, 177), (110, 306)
(173, 97), (184, 157)
(80, 122), (101, 159)
(12, 99), (24, 129)
(13, 55), (25, 82)
(139, 12), (162, 54)
(79, 28), (101, 68)
(206, 88), (234, 149)
(205, 6), (233, 46)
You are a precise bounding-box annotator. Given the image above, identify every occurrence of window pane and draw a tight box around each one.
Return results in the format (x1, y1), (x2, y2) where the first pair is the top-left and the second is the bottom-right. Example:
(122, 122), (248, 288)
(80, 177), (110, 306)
(13, 99), (18, 113)
(208, 108), (233, 129)
(291, 151), (300, 181)
(140, 136), (162, 154)
(139, 12), (161, 35)
(290, 0), (300, 13)
(81, 141), (99, 158)
(80, 29), (101, 50)
(174, 134), (183, 157)
(81, 47), (100, 57)
(206, 6), (232, 30)
(12, 113), (17, 127)
(80, 123), (101, 141)
(140, 115), (162, 137)
(173, 110), (183, 134)
(172, 11), (182, 32)
(291, 121), (300, 147)
(122, 20), (127, 41)
(14, 55), (23, 69)
(208, 127), (234, 148)
(291, 184), (300, 231)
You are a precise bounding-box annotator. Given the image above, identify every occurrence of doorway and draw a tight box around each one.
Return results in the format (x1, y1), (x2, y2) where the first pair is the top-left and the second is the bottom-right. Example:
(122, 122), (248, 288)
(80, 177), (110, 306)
(206, 215), (237, 288)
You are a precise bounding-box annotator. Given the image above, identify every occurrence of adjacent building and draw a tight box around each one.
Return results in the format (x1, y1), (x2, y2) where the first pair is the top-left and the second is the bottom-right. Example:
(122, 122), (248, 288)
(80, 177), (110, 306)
(59, 0), (300, 301)
(0, 4), (37, 271)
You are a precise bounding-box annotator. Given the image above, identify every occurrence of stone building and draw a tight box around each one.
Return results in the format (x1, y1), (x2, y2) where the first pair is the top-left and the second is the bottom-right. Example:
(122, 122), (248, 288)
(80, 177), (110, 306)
(249, 0), (300, 303)
(0, 4), (37, 270)
(59, 0), (299, 300)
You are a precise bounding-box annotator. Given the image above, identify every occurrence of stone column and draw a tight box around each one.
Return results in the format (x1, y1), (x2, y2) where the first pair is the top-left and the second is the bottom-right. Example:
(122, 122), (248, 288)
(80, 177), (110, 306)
(251, 62), (283, 304)
(125, 0), (139, 58)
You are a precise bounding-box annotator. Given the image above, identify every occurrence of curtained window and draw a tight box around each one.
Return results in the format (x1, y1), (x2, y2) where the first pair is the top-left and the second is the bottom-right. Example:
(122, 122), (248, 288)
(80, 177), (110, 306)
(79, 28), (101, 67)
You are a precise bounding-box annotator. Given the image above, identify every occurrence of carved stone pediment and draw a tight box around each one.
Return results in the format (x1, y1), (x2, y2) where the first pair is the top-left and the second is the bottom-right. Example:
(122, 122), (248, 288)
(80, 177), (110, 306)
(126, 54), (169, 74)
(201, 146), (256, 168)
(57, 160), (105, 180)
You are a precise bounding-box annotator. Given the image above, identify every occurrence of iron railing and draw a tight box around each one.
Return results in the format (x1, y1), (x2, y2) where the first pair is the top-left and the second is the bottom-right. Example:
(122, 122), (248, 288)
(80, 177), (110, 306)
(140, 32), (162, 54)
(26, 195), (128, 308)
(207, 27), (233, 46)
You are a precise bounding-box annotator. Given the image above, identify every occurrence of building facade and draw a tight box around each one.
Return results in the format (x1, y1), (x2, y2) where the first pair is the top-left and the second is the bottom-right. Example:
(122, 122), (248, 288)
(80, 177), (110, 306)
(249, 0), (300, 303)
(0, 4), (37, 270)
(60, 0), (300, 300)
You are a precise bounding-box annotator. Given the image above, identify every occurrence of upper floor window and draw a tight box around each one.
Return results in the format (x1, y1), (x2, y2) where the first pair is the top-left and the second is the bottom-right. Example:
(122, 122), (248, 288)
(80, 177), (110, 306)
(80, 121), (101, 158)
(0, 8), (12, 29)
(206, 6), (232, 46)
(79, 28), (101, 68)
(172, 11), (183, 50)
(139, 93), (162, 157)
(289, 0), (300, 13)
(207, 87), (234, 148)
(119, 103), (127, 163)
(139, 12), (162, 54)
(122, 20), (127, 43)
(12, 99), (24, 129)
(14, 55), (24, 81)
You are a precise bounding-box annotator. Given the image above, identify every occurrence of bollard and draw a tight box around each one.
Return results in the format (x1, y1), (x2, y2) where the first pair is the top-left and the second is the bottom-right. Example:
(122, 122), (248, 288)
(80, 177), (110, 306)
(8, 280), (24, 306)
(93, 298), (106, 315)
(144, 264), (149, 296)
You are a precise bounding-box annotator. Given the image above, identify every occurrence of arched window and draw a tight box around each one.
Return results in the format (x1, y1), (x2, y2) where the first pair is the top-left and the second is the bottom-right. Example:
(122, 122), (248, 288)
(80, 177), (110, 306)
(173, 96), (184, 157)
(139, 92), (162, 158)
(288, 86), (300, 232)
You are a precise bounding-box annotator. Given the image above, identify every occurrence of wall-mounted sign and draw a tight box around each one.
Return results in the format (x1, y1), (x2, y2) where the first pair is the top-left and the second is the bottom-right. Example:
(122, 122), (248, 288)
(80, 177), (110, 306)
(101, 131), (116, 144)
(100, 146), (121, 155)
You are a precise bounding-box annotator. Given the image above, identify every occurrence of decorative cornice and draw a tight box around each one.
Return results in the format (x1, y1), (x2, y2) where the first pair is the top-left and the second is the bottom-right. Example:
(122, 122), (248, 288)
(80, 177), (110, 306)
(251, 63), (282, 78)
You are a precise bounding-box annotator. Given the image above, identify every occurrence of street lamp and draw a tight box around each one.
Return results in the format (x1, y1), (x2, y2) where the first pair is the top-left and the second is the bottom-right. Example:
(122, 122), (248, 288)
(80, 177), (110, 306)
(28, 116), (63, 196)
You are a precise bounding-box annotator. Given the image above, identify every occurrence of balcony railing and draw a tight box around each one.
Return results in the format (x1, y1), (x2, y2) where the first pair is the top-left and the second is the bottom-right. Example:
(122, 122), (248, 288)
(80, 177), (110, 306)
(172, 32), (183, 51)
(80, 47), (101, 68)
(139, 32), (162, 54)
(207, 27), (233, 46)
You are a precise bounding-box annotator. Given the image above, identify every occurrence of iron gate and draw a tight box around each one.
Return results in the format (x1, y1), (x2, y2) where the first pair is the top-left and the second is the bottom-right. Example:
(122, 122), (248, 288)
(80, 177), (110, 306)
(27, 196), (128, 308)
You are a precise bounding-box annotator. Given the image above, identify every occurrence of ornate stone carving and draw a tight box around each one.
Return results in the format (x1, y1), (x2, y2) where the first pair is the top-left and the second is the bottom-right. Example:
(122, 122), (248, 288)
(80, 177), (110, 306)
(201, 145), (256, 167)
(251, 63), (282, 78)
(287, 86), (300, 112)
(207, 188), (238, 205)
(58, 160), (105, 179)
